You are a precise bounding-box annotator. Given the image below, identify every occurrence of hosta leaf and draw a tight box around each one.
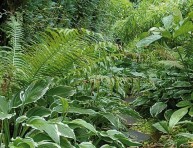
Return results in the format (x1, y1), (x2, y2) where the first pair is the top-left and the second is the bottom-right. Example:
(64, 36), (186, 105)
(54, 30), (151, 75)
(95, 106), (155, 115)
(189, 107), (193, 117)
(150, 102), (167, 117)
(47, 86), (76, 98)
(79, 142), (96, 148)
(176, 100), (191, 107)
(57, 122), (76, 140)
(162, 15), (173, 29)
(106, 130), (141, 146)
(53, 106), (97, 115)
(136, 35), (162, 48)
(11, 78), (51, 108)
(100, 145), (116, 148)
(169, 107), (189, 128)
(69, 119), (97, 134)
(9, 137), (37, 148)
(0, 112), (15, 120)
(26, 106), (51, 117)
(101, 112), (120, 128)
(16, 115), (28, 124)
(38, 142), (60, 148)
(26, 117), (60, 144)
(173, 21), (193, 38)
(152, 121), (169, 134)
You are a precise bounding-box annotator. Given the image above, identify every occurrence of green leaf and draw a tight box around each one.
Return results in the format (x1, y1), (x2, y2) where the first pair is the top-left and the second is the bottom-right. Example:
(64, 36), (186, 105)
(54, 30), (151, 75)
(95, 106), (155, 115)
(162, 15), (173, 29)
(106, 130), (141, 146)
(189, 107), (193, 117)
(16, 115), (28, 124)
(9, 137), (37, 148)
(26, 106), (51, 117)
(57, 122), (76, 140)
(150, 102), (167, 117)
(176, 100), (191, 107)
(101, 112), (120, 128)
(47, 86), (76, 98)
(26, 117), (60, 144)
(169, 107), (189, 128)
(100, 145), (116, 148)
(172, 81), (191, 88)
(79, 142), (96, 148)
(177, 133), (193, 139)
(11, 79), (51, 108)
(38, 142), (60, 148)
(53, 106), (97, 115)
(0, 112), (14, 120)
(136, 35), (162, 48)
(173, 21), (193, 38)
(0, 96), (9, 113)
(69, 119), (97, 134)
(152, 121), (169, 134)
(60, 97), (69, 113)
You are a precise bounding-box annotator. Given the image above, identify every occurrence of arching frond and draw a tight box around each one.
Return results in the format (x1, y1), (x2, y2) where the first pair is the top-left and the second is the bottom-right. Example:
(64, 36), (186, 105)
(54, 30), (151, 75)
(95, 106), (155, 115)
(20, 28), (116, 82)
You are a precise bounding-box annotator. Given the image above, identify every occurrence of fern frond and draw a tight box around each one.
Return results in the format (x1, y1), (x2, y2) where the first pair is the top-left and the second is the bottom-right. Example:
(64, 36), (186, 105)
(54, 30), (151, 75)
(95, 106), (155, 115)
(21, 28), (115, 82)
(158, 60), (184, 69)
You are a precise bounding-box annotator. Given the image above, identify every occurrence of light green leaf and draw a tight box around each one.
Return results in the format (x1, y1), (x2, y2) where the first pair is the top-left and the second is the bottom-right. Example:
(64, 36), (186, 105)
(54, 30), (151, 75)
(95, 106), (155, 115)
(153, 121), (169, 134)
(173, 21), (193, 38)
(79, 142), (96, 148)
(106, 130), (141, 146)
(0, 112), (14, 120)
(11, 78), (51, 108)
(57, 122), (76, 140)
(176, 101), (191, 107)
(26, 117), (60, 144)
(0, 96), (9, 113)
(16, 115), (28, 124)
(169, 107), (189, 128)
(162, 15), (173, 29)
(150, 102), (167, 117)
(69, 119), (97, 134)
(47, 86), (76, 98)
(38, 142), (60, 148)
(177, 133), (193, 139)
(100, 145), (116, 148)
(189, 107), (193, 117)
(136, 35), (162, 48)
(9, 137), (37, 148)
(68, 107), (97, 115)
(101, 112), (120, 128)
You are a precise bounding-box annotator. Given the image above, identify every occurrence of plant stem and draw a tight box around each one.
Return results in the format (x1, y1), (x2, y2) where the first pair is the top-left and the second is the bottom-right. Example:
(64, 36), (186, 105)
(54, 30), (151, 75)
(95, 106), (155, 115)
(3, 119), (10, 148)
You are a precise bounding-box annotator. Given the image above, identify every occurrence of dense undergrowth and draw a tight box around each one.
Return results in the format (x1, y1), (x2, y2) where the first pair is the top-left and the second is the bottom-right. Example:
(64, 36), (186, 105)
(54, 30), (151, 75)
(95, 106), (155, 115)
(1, 0), (193, 147)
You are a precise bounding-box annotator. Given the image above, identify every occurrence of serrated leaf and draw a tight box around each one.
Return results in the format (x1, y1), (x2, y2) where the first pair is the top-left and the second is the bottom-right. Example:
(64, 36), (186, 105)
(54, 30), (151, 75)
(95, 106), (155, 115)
(136, 35), (162, 48)
(169, 107), (189, 128)
(150, 102), (167, 117)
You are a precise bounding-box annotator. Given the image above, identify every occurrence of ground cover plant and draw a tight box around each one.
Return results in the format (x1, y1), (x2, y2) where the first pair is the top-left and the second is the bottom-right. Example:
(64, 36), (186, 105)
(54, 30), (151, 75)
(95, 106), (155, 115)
(1, 0), (193, 147)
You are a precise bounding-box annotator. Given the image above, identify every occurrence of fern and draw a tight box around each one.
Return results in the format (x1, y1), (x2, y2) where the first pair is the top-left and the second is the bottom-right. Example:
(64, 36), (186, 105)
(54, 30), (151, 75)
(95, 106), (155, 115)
(20, 28), (115, 82)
